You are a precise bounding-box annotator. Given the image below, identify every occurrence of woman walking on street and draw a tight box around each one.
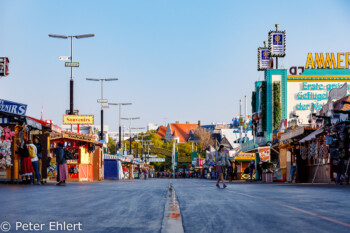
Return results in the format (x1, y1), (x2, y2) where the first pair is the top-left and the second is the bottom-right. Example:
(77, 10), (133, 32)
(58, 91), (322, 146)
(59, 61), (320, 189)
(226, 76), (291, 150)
(216, 145), (230, 188)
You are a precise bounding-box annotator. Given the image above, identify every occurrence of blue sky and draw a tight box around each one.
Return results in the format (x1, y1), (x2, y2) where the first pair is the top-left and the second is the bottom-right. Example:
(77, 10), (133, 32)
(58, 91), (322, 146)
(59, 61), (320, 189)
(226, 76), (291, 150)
(1, 0), (350, 131)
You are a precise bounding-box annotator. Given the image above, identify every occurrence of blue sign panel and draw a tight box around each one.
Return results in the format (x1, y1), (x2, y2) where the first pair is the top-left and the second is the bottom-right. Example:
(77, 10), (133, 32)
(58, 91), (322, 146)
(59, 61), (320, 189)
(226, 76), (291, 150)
(0, 99), (27, 116)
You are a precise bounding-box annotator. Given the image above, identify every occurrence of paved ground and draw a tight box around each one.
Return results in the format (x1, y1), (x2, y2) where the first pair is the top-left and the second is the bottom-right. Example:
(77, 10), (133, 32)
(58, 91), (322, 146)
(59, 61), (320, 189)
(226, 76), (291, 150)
(0, 179), (349, 233)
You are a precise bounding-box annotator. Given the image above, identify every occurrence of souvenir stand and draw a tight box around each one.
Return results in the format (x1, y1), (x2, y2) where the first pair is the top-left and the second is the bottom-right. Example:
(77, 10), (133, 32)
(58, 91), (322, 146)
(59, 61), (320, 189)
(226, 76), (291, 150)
(49, 131), (98, 182)
(233, 152), (256, 180)
(0, 112), (25, 182)
(120, 155), (134, 180)
(0, 99), (51, 183)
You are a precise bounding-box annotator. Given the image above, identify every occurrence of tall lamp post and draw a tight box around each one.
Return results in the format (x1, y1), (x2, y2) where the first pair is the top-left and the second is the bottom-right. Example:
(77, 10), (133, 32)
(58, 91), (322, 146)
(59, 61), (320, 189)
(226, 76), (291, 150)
(86, 78), (118, 141)
(131, 127), (145, 158)
(121, 117), (140, 154)
(49, 34), (95, 116)
(108, 103), (132, 149)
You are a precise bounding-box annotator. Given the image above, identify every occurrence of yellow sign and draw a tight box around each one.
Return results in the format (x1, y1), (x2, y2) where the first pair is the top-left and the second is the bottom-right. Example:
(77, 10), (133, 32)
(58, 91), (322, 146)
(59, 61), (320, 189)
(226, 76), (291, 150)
(234, 152), (255, 161)
(305, 53), (350, 69)
(63, 115), (94, 125)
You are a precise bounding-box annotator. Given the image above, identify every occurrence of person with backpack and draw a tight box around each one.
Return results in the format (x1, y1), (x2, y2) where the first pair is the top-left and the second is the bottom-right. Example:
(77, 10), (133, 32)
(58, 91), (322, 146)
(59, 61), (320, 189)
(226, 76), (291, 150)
(55, 142), (68, 186)
(216, 145), (230, 188)
(249, 160), (256, 181)
(27, 140), (41, 185)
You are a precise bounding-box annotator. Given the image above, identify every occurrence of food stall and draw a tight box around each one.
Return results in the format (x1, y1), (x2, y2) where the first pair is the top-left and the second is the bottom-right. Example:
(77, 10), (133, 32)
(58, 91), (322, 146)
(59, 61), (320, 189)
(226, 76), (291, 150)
(49, 131), (102, 182)
(233, 152), (256, 180)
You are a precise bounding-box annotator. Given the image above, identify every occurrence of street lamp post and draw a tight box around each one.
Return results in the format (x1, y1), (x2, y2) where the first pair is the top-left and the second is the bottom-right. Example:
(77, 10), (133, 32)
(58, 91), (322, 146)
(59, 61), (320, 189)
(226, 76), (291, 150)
(49, 34), (95, 116)
(121, 117), (140, 154)
(108, 103), (132, 149)
(86, 78), (118, 141)
(131, 127), (145, 158)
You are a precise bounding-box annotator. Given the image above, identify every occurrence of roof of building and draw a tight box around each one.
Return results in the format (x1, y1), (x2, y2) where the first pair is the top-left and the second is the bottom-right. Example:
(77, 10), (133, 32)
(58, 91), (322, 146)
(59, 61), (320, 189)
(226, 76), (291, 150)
(333, 95), (350, 111)
(157, 126), (167, 138)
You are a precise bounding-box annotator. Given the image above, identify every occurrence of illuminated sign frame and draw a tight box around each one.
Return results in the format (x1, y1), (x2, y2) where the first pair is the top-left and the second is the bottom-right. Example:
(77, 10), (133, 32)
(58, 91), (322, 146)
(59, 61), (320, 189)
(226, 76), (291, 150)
(257, 47), (271, 71)
(268, 30), (286, 57)
(63, 115), (94, 125)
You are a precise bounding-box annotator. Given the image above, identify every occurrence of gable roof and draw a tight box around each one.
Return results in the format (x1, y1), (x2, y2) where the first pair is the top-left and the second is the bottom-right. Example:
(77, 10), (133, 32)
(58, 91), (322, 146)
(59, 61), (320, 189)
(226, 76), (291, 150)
(157, 126), (167, 138)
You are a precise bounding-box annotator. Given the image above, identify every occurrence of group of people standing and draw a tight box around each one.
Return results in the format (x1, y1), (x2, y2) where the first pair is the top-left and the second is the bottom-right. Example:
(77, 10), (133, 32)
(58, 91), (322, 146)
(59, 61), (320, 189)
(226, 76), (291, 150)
(19, 138), (68, 186)
(19, 137), (43, 185)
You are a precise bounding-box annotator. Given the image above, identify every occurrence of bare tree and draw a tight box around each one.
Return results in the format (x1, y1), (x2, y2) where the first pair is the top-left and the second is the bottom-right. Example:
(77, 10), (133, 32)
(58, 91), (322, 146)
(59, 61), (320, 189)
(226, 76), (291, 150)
(194, 128), (215, 150)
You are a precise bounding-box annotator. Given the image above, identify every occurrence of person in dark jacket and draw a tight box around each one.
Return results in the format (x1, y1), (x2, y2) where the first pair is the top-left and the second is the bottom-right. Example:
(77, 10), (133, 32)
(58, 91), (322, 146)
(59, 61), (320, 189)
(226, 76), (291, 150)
(55, 143), (68, 186)
(249, 160), (255, 181)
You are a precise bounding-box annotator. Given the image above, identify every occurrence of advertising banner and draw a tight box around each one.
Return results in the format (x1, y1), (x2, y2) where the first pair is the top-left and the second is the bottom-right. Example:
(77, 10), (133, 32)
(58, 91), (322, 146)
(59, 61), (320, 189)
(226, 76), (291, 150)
(234, 152), (255, 161)
(258, 47), (271, 71)
(268, 31), (286, 57)
(0, 99), (27, 116)
(63, 115), (94, 125)
(258, 146), (270, 162)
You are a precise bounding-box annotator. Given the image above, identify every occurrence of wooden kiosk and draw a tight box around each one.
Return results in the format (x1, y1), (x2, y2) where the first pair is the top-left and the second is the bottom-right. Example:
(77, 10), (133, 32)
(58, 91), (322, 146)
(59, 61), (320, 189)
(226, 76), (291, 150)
(49, 131), (103, 182)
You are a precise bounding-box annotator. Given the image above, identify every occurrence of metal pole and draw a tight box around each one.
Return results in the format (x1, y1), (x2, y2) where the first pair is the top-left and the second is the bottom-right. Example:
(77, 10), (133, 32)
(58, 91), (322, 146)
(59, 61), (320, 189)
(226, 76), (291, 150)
(119, 105), (122, 149)
(239, 99), (242, 148)
(100, 81), (104, 141)
(129, 120), (132, 154)
(70, 37), (73, 114)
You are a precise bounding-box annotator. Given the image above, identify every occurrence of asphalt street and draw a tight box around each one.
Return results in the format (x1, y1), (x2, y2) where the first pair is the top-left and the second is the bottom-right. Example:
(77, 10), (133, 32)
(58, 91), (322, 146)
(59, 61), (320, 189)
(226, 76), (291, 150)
(0, 179), (349, 233)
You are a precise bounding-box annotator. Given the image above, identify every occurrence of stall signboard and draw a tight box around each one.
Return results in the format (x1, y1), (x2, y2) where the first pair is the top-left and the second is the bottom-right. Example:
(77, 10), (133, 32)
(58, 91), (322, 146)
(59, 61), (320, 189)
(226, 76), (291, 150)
(268, 31), (286, 57)
(0, 99), (27, 116)
(257, 47), (271, 71)
(51, 124), (62, 133)
(26, 117), (42, 130)
(149, 158), (165, 162)
(50, 132), (96, 143)
(63, 115), (94, 125)
(234, 152), (255, 161)
(258, 146), (270, 162)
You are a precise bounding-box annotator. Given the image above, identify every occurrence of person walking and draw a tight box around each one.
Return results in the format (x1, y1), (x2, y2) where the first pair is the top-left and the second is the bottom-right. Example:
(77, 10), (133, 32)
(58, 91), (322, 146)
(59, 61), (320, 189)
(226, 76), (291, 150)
(216, 145), (230, 188)
(56, 143), (68, 186)
(27, 140), (41, 185)
(144, 169), (148, 180)
(34, 137), (43, 183)
(249, 160), (255, 181)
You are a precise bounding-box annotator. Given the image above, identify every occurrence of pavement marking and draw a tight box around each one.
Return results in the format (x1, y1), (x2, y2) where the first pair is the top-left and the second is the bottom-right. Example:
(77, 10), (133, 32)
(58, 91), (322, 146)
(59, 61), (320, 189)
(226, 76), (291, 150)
(184, 180), (350, 228)
(161, 182), (184, 233)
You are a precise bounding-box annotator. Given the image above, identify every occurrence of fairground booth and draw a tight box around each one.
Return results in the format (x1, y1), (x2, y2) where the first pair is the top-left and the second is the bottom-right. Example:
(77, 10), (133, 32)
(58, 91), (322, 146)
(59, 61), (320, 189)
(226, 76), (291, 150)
(0, 99), (52, 183)
(49, 131), (103, 182)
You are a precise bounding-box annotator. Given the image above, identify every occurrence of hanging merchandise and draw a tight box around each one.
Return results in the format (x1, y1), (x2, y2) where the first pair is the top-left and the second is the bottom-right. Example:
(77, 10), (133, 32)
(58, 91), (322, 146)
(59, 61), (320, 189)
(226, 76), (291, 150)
(0, 140), (12, 170)
(301, 146), (308, 160)
(309, 141), (317, 159)
(318, 141), (328, 159)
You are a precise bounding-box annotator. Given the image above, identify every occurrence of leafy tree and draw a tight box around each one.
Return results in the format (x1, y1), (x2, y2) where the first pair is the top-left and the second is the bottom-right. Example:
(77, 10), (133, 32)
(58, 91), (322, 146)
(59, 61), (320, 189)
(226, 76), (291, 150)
(107, 136), (117, 155)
